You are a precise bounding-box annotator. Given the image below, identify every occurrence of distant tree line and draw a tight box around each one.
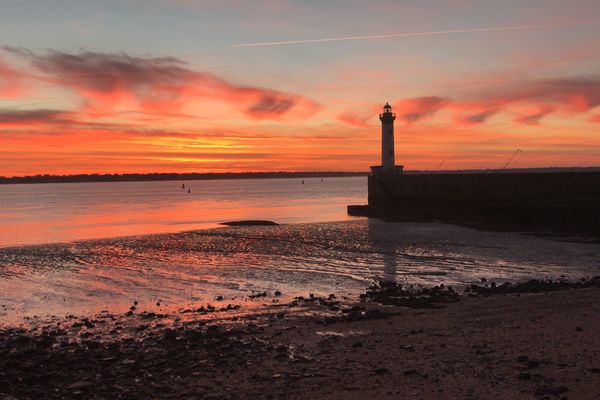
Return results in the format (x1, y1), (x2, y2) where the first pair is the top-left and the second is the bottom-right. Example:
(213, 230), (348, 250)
(0, 171), (368, 185)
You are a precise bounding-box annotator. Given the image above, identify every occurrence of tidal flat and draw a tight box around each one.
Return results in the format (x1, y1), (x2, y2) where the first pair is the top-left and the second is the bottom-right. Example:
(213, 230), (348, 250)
(2, 219), (600, 326)
(2, 219), (600, 398)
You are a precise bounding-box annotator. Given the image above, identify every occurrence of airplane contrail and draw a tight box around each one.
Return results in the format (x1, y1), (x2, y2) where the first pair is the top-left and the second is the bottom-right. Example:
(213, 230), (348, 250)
(231, 22), (588, 47)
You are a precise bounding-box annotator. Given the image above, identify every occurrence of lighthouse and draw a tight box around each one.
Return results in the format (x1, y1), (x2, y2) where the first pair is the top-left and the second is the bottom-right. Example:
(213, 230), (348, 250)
(370, 103), (403, 176)
(380, 102), (396, 173)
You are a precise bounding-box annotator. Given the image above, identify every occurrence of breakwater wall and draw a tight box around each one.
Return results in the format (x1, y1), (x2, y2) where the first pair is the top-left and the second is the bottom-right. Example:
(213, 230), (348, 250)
(367, 172), (600, 234)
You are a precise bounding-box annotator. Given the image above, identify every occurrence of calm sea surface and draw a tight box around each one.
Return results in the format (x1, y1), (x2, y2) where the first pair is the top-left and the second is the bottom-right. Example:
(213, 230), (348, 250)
(1, 176), (600, 326)
(0, 177), (367, 248)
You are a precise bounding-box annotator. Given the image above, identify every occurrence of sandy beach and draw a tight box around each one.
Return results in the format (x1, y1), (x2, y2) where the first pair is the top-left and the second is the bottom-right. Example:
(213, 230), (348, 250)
(2, 280), (600, 400)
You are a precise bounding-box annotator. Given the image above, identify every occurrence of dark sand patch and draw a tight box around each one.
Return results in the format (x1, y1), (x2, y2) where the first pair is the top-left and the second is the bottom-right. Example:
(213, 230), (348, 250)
(220, 220), (279, 226)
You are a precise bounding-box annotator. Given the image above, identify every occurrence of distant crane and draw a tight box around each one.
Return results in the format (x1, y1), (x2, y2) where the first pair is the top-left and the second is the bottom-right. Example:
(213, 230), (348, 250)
(437, 160), (446, 170)
(501, 149), (522, 170)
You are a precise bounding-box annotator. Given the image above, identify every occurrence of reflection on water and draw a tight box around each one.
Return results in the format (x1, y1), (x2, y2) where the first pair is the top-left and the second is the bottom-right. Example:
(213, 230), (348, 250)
(1, 219), (600, 326)
(0, 177), (367, 247)
(368, 219), (399, 282)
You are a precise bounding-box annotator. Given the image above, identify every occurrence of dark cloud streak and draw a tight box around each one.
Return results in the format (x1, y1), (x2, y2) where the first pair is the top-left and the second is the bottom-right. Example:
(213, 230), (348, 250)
(395, 96), (451, 124)
(0, 109), (71, 125)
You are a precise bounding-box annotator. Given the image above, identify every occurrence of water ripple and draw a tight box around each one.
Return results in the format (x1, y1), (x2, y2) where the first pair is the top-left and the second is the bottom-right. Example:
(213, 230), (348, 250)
(1, 219), (600, 325)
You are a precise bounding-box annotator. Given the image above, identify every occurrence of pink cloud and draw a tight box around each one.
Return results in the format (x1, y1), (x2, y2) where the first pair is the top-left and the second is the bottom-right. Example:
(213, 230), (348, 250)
(514, 105), (554, 125)
(337, 111), (372, 128)
(338, 77), (600, 128)
(394, 96), (451, 124)
(0, 57), (23, 97)
(502, 78), (600, 113)
(454, 108), (499, 126)
(589, 113), (600, 124)
(5, 48), (319, 120)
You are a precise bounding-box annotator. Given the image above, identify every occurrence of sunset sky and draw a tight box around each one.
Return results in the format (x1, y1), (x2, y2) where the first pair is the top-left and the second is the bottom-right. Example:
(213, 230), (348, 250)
(1, 0), (599, 176)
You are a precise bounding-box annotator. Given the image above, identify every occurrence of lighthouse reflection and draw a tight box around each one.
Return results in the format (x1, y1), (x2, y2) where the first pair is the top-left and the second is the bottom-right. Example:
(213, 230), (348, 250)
(367, 218), (399, 282)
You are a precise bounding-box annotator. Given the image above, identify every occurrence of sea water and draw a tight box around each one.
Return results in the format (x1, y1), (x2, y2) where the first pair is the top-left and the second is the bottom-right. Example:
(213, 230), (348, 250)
(1, 177), (600, 325)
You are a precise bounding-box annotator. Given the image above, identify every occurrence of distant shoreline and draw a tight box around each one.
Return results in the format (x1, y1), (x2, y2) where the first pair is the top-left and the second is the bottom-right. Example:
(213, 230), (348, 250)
(3, 167), (600, 185)
(0, 171), (367, 185)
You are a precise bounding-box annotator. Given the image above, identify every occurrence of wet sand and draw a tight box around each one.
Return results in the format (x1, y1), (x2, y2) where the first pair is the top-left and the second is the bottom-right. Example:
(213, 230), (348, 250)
(4, 219), (600, 325)
(2, 282), (600, 399)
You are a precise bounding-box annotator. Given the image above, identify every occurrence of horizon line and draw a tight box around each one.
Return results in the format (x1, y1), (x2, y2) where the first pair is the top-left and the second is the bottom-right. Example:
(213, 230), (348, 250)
(3, 166), (600, 182)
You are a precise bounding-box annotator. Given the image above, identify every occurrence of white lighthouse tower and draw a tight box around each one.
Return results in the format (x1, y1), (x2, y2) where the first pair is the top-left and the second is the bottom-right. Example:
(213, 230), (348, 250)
(371, 102), (403, 176)
(380, 102), (395, 173)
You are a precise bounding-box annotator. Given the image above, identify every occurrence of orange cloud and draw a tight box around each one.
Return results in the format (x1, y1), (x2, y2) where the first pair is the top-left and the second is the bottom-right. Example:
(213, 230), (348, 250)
(0, 57), (24, 97)
(337, 111), (372, 128)
(589, 113), (600, 124)
(338, 77), (600, 128)
(498, 78), (600, 114)
(514, 105), (555, 125)
(452, 105), (500, 126)
(2, 117), (599, 176)
(394, 96), (451, 124)
(1, 46), (599, 176)
(5, 48), (320, 120)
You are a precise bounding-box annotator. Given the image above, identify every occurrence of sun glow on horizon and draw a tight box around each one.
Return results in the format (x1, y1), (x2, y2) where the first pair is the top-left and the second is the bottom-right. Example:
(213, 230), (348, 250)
(1, 1), (600, 176)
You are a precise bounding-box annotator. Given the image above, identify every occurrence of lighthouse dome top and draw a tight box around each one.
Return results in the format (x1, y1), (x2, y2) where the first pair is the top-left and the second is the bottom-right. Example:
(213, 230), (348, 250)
(379, 102), (396, 121)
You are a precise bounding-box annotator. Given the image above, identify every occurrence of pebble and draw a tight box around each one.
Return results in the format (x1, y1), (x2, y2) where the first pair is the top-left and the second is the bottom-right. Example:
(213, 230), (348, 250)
(517, 355), (529, 363)
(518, 372), (531, 380)
(67, 381), (93, 390)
